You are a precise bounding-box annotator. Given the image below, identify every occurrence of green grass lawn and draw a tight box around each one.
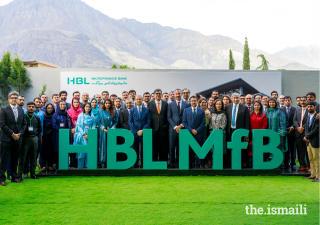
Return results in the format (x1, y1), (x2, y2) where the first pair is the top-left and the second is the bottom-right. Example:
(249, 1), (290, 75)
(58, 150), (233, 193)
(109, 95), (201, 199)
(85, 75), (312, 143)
(0, 176), (318, 225)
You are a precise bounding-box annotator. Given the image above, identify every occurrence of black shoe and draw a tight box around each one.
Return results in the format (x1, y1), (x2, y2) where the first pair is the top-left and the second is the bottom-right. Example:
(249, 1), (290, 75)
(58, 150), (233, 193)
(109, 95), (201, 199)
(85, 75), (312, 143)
(31, 175), (39, 179)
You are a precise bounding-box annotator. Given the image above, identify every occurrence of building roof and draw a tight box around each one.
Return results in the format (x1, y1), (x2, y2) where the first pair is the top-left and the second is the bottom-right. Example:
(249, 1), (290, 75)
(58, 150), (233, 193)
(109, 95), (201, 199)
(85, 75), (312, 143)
(23, 60), (60, 68)
(196, 78), (261, 98)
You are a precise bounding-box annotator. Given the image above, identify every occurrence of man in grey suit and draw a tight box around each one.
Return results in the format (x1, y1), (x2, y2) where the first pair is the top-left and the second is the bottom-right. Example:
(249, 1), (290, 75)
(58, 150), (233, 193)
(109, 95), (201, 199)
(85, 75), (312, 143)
(293, 96), (310, 171)
(225, 93), (250, 168)
(167, 89), (191, 168)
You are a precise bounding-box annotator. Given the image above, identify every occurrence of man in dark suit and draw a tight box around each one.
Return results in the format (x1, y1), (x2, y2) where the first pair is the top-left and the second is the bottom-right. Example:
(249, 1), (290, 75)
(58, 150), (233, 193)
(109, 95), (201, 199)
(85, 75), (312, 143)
(303, 101), (319, 182)
(293, 96), (310, 171)
(129, 95), (151, 168)
(182, 95), (206, 168)
(281, 96), (297, 169)
(225, 93), (250, 168)
(0, 91), (27, 186)
(245, 94), (253, 114)
(306, 92), (320, 114)
(167, 89), (191, 168)
(148, 89), (168, 161)
(114, 97), (123, 128)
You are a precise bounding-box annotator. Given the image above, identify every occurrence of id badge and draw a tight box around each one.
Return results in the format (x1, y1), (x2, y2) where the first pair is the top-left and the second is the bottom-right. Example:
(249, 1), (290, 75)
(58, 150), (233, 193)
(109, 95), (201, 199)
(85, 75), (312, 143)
(85, 126), (89, 129)
(60, 123), (65, 128)
(28, 127), (33, 132)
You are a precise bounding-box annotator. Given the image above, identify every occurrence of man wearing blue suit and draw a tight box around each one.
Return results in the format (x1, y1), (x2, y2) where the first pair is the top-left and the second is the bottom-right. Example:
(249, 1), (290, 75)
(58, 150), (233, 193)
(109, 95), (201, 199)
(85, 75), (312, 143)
(129, 95), (151, 168)
(182, 96), (206, 168)
(167, 89), (191, 168)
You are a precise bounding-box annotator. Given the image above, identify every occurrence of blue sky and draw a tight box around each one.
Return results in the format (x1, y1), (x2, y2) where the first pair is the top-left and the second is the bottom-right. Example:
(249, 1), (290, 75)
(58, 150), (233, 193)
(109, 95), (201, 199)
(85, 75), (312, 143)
(1, 0), (319, 53)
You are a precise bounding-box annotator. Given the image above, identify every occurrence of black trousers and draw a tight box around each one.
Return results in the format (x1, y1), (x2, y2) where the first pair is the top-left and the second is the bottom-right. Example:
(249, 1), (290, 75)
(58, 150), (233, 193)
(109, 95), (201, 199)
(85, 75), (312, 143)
(133, 136), (143, 167)
(168, 131), (179, 167)
(0, 141), (22, 182)
(226, 129), (248, 168)
(41, 133), (55, 168)
(152, 130), (168, 161)
(18, 136), (38, 178)
(284, 133), (296, 167)
(296, 136), (309, 167)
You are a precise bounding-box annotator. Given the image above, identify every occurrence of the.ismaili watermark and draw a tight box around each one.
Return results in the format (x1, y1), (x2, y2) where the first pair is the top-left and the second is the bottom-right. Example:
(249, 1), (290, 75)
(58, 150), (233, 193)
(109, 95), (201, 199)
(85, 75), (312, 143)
(245, 204), (307, 215)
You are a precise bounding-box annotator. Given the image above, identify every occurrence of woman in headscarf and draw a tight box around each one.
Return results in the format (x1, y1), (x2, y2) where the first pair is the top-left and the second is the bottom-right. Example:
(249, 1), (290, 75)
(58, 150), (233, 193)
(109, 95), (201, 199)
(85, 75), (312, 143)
(41, 103), (55, 172)
(74, 103), (96, 168)
(52, 101), (69, 170)
(90, 97), (102, 167)
(67, 97), (82, 169)
(99, 98), (118, 167)
(265, 97), (287, 162)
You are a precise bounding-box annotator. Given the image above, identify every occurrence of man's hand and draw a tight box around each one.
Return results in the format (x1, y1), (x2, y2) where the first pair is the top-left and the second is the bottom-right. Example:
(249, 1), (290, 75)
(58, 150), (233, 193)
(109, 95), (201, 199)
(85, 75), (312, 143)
(287, 127), (294, 134)
(137, 130), (143, 136)
(191, 129), (197, 135)
(41, 136), (43, 144)
(243, 137), (249, 142)
(297, 127), (304, 134)
(316, 114), (320, 120)
(174, 125), (183, 133)
(103, 129), (108, 133)
(303, 137), (309, 142)
(12, 133), (19, 141)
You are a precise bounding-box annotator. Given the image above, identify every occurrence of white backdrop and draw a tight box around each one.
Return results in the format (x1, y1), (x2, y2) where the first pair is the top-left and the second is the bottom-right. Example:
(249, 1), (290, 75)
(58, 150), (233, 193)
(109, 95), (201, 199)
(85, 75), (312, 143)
(60, 70), (282, 102)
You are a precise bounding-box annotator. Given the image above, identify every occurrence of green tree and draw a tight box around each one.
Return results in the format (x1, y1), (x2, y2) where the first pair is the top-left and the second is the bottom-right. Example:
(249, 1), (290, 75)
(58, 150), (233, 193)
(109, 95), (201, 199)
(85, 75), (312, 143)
(229, 49), (235, 70)
(242, 37), (250, 70)
(110, 63), (118, 69)
(39, 84), (47, 97)
(0, 51), (12, 106)
(119, 64), (132, 69)
(256, 54), (269, 70)
(8, 54), (32, 93)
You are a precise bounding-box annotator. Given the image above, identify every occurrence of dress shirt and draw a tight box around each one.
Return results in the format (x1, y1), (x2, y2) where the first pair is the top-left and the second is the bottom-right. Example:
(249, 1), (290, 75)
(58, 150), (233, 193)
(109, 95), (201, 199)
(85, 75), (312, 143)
(173, 100), (184, 130)
(155, 99), (162, 111)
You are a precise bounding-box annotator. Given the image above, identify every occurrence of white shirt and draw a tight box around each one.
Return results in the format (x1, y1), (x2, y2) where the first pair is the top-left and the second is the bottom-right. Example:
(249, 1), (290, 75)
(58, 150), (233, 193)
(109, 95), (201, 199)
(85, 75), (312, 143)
(231, 103), (239, 129)
(309, 112), (315, 124)
(173, 100), (184, 130)
(191, 107), (197, 115)
(155, 99), (162, 111)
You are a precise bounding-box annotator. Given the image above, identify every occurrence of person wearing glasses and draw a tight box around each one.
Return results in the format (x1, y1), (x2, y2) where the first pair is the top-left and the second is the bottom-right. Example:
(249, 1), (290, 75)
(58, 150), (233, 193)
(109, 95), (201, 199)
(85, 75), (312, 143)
(182, 88), (190, 103)
(0, 91), (27, 186)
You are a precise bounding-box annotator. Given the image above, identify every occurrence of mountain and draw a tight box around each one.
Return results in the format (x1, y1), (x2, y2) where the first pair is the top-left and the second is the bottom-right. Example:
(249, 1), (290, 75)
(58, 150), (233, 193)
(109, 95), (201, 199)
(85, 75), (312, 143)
(274, 45), (320, 69)
(0, 0), (316, 70)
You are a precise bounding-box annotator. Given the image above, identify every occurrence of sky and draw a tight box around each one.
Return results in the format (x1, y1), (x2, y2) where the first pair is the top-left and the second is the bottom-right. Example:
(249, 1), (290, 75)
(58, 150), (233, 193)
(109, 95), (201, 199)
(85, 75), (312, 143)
(0, 0), (319, 53)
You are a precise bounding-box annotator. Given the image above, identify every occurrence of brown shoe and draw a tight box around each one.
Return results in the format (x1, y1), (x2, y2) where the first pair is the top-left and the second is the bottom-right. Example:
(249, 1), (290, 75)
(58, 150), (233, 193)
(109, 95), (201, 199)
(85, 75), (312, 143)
(303, 176), (315, 179)
(0, 181), (7, 186)
(12, 179), (23, 183)
(312, 178), (320, 182)
(298, 167), (308, 171)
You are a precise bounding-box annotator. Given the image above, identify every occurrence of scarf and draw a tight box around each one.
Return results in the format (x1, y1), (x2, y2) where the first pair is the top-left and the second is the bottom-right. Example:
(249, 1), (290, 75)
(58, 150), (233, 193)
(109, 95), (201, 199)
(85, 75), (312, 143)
(56, 100), (67, 116)
(83, 113), (95, 126)
(44, 103), (55, 117)
(67, 97), (83, 126)
(91, 98), (100, 117)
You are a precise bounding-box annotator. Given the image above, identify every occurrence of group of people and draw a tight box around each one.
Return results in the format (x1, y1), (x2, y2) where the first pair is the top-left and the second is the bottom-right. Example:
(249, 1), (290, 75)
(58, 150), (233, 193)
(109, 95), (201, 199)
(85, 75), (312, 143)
(0, 88), (319, 187)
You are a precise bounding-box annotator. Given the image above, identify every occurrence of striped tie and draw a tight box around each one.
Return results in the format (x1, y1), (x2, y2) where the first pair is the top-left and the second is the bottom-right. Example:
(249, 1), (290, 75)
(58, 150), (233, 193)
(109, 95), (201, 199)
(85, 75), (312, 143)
(13, 107), (18, 122)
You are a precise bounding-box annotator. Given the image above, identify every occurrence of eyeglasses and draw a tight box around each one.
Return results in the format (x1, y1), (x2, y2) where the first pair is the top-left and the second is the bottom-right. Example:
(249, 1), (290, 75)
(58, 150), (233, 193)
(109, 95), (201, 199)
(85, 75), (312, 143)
(10, 97), (18, 99)
(155, 93), (161, 95)
(182, 92), (189, 94)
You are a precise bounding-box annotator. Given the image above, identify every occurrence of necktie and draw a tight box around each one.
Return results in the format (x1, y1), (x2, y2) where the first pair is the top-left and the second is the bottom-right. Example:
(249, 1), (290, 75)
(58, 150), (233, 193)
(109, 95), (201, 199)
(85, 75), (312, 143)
(232, 105), (237, 127)
(117, 109), (120, 116)
(309, 115), (313, 126)
(248, 106), (251, 114)
(177, 101), (180, 114)
(287, 108), (290, 118)
(138, 107), (141, 119)
(193, 108), (196, 119)
(300, 108), (305, 127)
(13, 107), (18, 122)
(157, 102), (160, 114)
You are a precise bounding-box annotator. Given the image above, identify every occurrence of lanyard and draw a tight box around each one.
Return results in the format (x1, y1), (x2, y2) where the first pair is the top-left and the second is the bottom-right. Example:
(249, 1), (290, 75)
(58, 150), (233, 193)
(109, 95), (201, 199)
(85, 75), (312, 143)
(35, 110), (40, 116)
(60, 115), (64, 123)
(26, 114), (34, 126)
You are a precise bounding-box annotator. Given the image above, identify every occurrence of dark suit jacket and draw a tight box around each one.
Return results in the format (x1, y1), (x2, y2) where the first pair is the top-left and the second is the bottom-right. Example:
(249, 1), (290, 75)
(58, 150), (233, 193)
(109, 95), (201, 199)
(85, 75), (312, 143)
(119, 108), (130, 130)
(225, 103), (250, 135)
(281, 106), (296, 128)
(0, 105), (27, 143)
(129, 106), (151, 137)
(167, 100), (191, 133)
(114, 107), (123, 128)
(182, 107), (206, 138)
(147, 99), (168, 132)
(304, 113), (319, 148)
(293, 107), (308, 137)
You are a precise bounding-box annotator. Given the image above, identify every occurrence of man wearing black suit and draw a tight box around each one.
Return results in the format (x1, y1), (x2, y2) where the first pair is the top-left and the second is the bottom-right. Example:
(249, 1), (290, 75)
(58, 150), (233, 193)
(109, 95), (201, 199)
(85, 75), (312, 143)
(114, 97), (123, 128)
(245, 94), (253, 114)
(306, 92), (320, 114)
(225, 93), (250, 168)
(281, 96), (297, 169)
(167, 89), (191, 168)
(303, 101), (319, 182)
(293, 96), (310, 171)
(0, 91), (27, 186)
(148, 89), (168, 161)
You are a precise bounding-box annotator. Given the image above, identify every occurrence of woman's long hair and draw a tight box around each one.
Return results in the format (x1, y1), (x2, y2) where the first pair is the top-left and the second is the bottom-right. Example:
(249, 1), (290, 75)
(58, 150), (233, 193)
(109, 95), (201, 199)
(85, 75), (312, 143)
(82, 102), (92, 116)
(102, 98), (116, 118)
(213, 99), (225, 111)
(251, 100), (264, 117)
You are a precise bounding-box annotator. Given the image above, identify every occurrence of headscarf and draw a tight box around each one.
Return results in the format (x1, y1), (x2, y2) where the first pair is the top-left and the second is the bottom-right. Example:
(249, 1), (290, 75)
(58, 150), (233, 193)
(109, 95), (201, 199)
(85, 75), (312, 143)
(56, 100), (67, 116)
(90, 97), (100, 117)
(44, 103), (55, 117)
(67, 97), (83, 126)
